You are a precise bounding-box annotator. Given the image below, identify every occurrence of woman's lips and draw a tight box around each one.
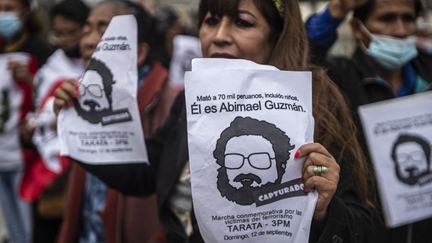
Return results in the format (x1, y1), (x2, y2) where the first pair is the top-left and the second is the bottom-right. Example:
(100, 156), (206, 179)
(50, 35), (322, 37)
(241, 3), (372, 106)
(210, 53), (237, 59)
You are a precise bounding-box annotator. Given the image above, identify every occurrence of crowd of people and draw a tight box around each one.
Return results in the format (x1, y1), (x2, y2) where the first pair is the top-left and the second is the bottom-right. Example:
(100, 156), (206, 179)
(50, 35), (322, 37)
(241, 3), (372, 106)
(0, 0), (431, 243)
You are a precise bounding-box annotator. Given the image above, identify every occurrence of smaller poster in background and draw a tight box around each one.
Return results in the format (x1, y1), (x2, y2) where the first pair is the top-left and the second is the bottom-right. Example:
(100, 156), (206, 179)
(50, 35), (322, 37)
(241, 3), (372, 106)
(168, 35), (201, 87)
(359, 91), (432, 227)
(58, 15), (148, 165)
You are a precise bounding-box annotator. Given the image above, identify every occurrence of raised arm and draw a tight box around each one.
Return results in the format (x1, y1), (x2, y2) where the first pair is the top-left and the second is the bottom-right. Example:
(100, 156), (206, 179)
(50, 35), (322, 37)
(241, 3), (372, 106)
(306, 0), (367, 63)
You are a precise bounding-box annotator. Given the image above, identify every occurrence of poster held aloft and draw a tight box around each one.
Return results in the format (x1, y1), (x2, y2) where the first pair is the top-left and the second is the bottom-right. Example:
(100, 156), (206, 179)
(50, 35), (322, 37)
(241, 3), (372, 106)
(58, 15), (148, 165)
(185, 59), (317, 242)
(359, 91), (432, 227)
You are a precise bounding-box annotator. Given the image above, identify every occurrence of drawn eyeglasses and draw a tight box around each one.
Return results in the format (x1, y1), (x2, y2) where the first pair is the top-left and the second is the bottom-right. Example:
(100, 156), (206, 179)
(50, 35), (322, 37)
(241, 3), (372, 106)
(224, 152), (275, 170)
(397, 151), (426, 164)
(78, 83), (104, 98)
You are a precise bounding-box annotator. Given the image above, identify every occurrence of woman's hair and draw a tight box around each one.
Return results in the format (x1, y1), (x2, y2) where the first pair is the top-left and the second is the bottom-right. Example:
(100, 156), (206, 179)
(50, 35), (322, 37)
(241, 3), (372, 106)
(198, 0), (372, 206)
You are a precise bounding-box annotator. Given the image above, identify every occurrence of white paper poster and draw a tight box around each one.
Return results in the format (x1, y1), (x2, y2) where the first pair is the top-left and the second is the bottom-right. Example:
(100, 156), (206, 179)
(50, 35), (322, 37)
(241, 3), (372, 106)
(0, 53), (29, 165)
(185, 59), (317, 243)
(359, 91), (432, 227)
(58, 15), (148, 165)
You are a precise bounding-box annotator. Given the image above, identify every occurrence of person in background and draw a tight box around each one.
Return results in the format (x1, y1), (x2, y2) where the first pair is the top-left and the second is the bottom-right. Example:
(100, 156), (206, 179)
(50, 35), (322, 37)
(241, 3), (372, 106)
(306, 0), (432, 242)
(0, 0), (53, 242)
(56, 1), (178, 242)
(19, 1), (90, 242)
(55, 0), (377, 242)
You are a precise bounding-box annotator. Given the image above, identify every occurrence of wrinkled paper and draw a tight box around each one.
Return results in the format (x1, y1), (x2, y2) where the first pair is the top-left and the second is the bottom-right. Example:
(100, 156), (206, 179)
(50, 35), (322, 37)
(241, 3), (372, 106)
(58, 15), (148, 164)
(185, 59), (317, 242)
(359, 91), (432, 227)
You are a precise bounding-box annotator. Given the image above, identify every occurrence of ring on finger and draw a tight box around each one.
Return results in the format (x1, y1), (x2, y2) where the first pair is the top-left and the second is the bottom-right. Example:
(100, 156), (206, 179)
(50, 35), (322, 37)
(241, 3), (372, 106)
(312, 165), (328, 175)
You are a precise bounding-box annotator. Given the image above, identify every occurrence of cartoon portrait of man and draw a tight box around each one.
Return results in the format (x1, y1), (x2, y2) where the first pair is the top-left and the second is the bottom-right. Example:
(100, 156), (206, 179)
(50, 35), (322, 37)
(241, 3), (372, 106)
(75, 58), (131, 125)
(213, 116), (295, 205)
(75, 58), (114, 124)
(391, 134), (432, 186)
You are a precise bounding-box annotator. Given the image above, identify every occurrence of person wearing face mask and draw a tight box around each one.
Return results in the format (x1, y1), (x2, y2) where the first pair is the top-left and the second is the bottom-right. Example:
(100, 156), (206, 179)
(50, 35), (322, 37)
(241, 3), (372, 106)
(0, 0), (53, 243)
(306, 0), (432, 242)
(0, 0), (53, 79)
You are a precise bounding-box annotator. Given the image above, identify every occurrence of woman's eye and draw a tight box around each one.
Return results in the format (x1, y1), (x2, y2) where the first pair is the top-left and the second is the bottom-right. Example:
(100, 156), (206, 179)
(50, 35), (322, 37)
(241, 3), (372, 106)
(204, 16), (220, 26)
(235, 18), (254, 28)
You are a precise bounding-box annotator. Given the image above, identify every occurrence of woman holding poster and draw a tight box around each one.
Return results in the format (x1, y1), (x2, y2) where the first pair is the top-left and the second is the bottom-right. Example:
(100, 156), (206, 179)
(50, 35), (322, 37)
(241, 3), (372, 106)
(54, 0), (376, 242)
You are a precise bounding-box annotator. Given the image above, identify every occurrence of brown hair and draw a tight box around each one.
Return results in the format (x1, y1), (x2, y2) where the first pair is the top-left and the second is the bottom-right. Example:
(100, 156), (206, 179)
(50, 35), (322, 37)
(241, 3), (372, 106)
(198, 0), (372, 206)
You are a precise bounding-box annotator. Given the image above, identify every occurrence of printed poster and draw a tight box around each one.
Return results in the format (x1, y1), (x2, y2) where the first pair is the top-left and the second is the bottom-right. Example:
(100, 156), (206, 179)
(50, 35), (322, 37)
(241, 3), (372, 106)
(359, 91), (432, 227)
(0, 53), (29, 165)
(185, 59), (317, 242)
(58, 15), (148, 164)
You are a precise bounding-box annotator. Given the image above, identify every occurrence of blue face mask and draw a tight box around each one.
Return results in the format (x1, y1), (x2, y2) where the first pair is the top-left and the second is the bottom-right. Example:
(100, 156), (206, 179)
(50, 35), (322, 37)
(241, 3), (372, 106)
(359, 22), (418, 70)
(0, 13), (21, 40)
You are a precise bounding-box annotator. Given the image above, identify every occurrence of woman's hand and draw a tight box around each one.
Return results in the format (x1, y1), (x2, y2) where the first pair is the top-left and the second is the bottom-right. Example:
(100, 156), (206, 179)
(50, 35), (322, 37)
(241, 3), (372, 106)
(297, 143), (340, 222)
(53, 80), (79, 116)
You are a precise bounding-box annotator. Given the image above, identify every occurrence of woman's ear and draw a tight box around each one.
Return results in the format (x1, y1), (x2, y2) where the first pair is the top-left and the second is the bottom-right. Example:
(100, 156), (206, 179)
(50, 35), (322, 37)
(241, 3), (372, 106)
(137, 42), (149, 66)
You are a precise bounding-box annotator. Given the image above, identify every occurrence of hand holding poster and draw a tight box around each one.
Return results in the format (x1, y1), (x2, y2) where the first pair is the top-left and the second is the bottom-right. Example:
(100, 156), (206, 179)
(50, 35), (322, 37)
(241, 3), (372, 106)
(185, 59), (317, 242)
(58, 15), (148, 164)
(359, 92), (432, 227)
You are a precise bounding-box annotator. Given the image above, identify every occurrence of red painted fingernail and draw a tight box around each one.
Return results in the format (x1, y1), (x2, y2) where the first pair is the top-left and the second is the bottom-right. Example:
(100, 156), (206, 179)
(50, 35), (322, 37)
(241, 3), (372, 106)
(303, 188), (310, 193)
(294, 150), (300, 159)
(74, 90), (80, 97)
(74, 81), (79, 87)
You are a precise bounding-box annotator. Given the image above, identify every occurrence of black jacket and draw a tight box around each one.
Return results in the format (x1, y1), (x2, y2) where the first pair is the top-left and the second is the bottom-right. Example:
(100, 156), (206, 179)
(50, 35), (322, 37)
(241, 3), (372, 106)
(315, 47), (432, 243)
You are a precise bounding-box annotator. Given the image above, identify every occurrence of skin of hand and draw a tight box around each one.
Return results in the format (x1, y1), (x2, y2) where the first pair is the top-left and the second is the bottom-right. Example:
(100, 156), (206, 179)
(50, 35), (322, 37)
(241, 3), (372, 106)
(329, 0), (367, 18)
(53, 79), (79, 116)
(7, 60), (33, 83)
(298, 143), (340, 222)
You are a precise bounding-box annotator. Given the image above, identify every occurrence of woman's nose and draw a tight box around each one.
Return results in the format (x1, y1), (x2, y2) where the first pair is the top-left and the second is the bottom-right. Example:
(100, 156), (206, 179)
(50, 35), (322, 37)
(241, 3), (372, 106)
(213, 17), (232, 46)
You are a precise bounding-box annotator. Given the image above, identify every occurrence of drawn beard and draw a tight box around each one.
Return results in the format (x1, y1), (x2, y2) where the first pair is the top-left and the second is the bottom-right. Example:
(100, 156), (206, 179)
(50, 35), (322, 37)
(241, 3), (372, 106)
(216, 167), (279, 205)
(74, 99), (110, 124)
(396, 165), (430, 186)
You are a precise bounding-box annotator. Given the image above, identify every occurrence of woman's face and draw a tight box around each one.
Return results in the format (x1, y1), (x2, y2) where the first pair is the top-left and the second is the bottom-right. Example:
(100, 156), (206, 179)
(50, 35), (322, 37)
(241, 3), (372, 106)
(199, 0), (272, 64)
